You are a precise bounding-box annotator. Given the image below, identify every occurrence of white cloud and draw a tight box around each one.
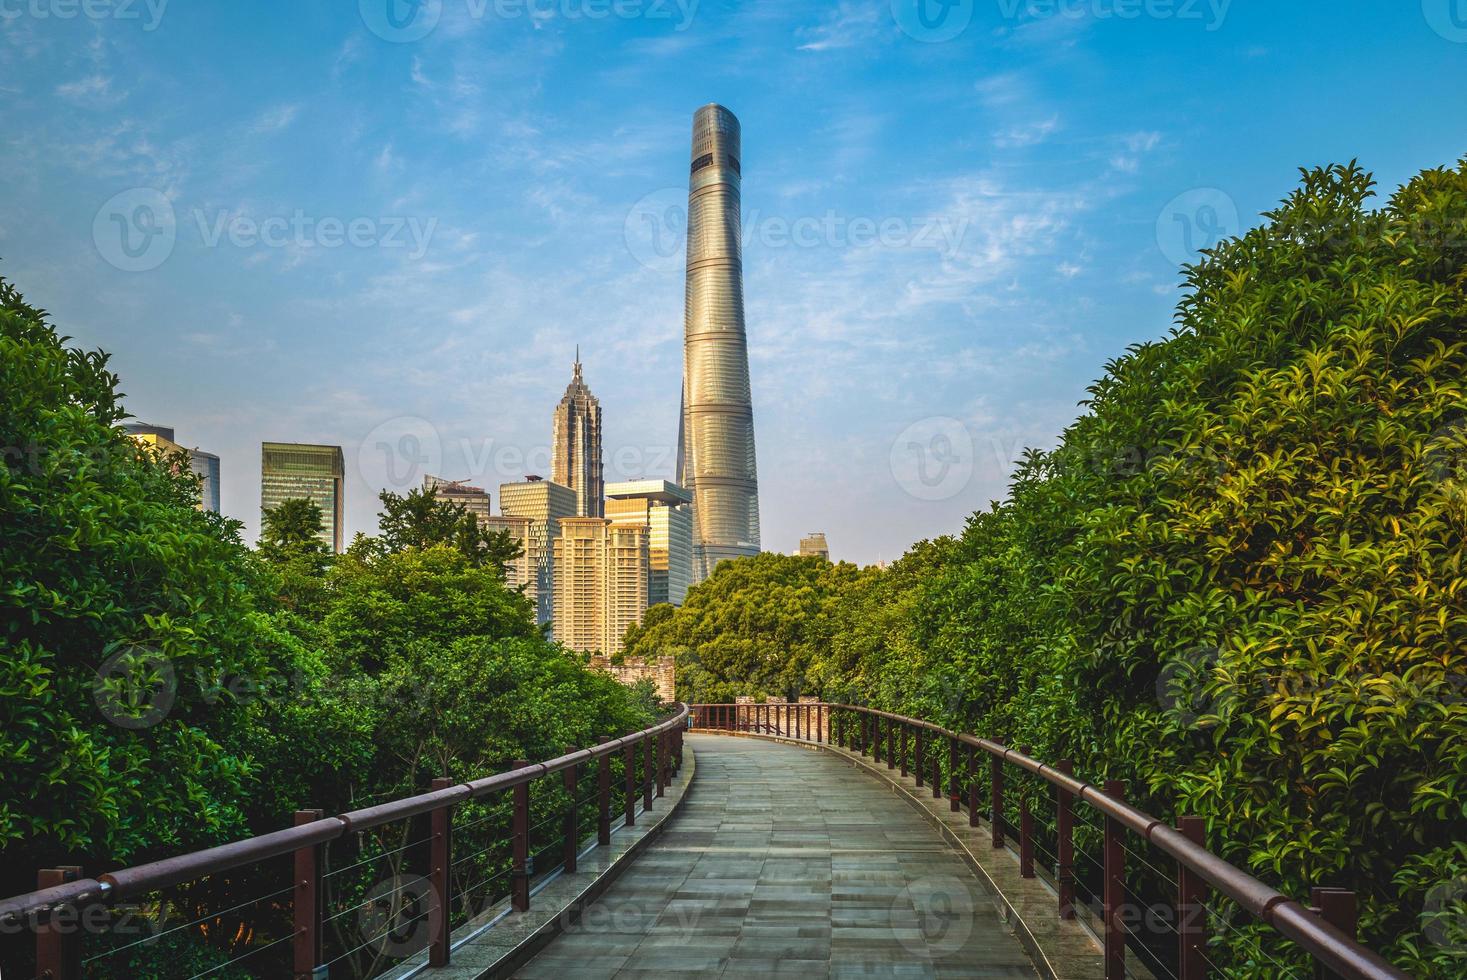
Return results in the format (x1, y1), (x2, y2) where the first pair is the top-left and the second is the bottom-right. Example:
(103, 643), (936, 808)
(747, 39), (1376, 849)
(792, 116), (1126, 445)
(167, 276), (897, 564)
(797, 0), (883, 51)
(994, 115), (1060, 149)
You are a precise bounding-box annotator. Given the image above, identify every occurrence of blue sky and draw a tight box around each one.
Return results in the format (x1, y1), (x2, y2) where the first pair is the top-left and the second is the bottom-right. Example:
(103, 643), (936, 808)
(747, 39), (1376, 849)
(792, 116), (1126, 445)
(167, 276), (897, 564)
(3, 0), (1465, 564)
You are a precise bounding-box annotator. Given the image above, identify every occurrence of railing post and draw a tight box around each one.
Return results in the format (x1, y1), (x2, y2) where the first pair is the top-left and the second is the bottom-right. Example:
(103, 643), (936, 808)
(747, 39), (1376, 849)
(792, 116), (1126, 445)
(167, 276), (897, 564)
(1103, 780), (1127, 980)
(35, 867), (83, 980)
(991, 753), (1005, 847)
(873, 715), (883, 764)
(900, 723), (909, 777)
(597, 737), (612, 846)
(795, 703), (802, 740)
(967, 744), (979, 828)
(817, 703), (824, 743)
(1311, 888), (1358, 980)
(512, 762), (531, 913)
(1057, 759), (1075, 919)
(948, 736), (960, 813)
(562, 751), (579, 875)
(624, 742), (637, 826)
(915, 725), (924, 787)
(887, 717), (896, 770)
(656, 732), (667, 798)
(931, 739), (941, 799)
(1177, 815), (1208, 980)
(428, 784), (453, 967)
(291, 811), (324, 978)
(643, 732), (654, 810)
(1019, 747), (1034, 879)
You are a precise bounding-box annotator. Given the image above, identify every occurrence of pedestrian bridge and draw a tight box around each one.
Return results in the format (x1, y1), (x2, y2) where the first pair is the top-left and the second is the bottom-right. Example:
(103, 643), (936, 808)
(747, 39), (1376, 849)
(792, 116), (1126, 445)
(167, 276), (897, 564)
(0, 704), (1408, 980)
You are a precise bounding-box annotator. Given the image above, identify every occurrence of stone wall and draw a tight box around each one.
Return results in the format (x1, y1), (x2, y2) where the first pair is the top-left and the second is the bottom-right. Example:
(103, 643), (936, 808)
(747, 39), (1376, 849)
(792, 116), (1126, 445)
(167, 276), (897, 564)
(590, 654), (676, 703)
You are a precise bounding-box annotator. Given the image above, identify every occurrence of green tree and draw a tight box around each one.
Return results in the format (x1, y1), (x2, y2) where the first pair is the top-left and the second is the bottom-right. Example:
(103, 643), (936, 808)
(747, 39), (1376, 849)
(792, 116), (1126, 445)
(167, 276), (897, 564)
(259, 497), (329, 565)
(375, 486), (522, 574)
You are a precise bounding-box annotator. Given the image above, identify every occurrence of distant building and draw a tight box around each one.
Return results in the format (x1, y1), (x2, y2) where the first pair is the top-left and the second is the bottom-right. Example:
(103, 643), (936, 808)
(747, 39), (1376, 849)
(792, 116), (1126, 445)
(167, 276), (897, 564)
(500, 476), (578, 624)
(606, 479), (694, 606)
(423, 474), (491, 522)
(551, 352), (604, 518)
(261, 442), (345, 552)
(553, 517), (648, 656)
(124, 422), (220, 513)
(799, 532), (829, 561)
(591, 653), (676, 703)
(482, 514), (535, 606)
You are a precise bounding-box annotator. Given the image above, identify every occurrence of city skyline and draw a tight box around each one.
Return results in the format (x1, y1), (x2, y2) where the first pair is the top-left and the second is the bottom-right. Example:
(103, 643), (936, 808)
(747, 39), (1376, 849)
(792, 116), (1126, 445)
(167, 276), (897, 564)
(6, 4), (1465, 565)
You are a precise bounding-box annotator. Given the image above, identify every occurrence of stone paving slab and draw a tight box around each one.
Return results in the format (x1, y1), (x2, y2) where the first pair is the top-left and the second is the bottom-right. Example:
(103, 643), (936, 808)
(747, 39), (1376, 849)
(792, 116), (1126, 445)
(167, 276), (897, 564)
(515, 735), (1038, 978)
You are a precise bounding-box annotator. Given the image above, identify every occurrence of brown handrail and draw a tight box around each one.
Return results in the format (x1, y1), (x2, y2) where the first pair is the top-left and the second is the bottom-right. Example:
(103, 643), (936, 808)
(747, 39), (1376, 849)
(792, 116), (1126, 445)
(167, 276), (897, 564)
(687, 701), (1409, 980)
(0, 705), (689, 945)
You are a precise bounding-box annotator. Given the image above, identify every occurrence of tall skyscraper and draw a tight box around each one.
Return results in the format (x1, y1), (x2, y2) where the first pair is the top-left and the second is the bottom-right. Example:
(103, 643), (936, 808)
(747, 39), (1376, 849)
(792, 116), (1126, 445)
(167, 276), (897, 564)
(261, 442), (345, 552)
(552, 351), (604, 518)
(606, 480), (693, 607)
(423, 474), (491, 522)
(677, 103), (760, 582)
(799, 532), (829, 561)
(124, 422), (220, 513)
(500, 476), (578, 624)
(552, 517), (649, 656)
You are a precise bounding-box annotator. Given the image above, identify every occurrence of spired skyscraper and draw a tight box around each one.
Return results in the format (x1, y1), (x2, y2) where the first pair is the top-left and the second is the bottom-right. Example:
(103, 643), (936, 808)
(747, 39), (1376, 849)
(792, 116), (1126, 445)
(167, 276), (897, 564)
(552, 351), (604, 518)
(677, 103), (761, 581)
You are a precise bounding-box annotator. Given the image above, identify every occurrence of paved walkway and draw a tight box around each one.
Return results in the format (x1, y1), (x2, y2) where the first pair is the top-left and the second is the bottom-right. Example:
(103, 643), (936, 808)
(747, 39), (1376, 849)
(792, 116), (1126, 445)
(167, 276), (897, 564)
(516, 734), (1038, 978)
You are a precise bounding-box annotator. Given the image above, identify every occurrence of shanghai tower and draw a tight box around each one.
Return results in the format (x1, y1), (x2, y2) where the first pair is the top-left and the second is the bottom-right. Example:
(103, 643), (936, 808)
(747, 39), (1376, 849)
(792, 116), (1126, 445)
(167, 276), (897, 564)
(677, 103), (760, 581)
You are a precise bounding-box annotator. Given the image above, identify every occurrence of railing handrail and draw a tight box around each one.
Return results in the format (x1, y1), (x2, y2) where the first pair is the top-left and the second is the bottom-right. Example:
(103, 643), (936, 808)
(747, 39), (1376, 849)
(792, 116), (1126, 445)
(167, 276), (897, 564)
(687, 701), (1408, 980)
(0, 703), (690, 926)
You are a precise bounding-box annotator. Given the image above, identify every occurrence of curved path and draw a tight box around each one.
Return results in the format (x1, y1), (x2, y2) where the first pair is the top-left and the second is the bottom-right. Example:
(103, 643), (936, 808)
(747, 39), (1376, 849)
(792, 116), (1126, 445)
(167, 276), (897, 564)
(516, 734), (1038, 979)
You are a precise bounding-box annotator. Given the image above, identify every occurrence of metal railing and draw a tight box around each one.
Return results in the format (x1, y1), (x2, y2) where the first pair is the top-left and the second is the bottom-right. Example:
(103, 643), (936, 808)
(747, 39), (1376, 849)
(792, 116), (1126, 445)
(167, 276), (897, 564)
(689, 701), (1409, 980)
(1, 705), (689, 980)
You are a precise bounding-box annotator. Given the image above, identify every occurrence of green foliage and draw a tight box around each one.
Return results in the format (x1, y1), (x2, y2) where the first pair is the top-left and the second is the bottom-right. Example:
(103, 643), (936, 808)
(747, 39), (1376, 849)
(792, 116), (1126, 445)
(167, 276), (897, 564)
(372, 486), (522, 574)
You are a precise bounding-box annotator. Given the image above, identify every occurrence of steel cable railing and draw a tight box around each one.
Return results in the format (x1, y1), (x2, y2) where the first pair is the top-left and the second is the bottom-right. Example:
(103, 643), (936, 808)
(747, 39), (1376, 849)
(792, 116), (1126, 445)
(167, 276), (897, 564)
(1, 704), (688, 979)
(688, 701), (1408, 980)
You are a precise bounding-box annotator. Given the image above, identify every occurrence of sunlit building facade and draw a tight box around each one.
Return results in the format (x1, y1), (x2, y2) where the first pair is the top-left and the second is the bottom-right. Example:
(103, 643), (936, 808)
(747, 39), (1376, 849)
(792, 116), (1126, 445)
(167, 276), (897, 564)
(261, 442), (345, 552)
(552, 518), (649, 656)
(500, 477), (577, 624)
(423, 474), (491, 522)
(124, 422), (220, 513)
(552, 353), (604, 518)
(482, 513), (535, 608)
(677, 103), (761, 581)
(606, 479), (693, 607)
(799, 532), (829, 561)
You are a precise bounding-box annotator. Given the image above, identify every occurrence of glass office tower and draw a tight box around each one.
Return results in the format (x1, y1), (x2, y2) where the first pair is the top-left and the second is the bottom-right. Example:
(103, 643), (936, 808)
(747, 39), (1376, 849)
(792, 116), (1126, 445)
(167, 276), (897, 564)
(677, 103), (761, 581)
(260, 442), (345, 553)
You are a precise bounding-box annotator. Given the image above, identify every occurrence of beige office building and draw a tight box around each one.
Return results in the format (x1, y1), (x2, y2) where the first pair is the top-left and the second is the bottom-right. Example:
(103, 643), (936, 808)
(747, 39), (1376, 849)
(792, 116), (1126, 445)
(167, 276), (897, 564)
(606, 480), (693, 607)
(553, 518), (649, 656)
(799, 532), (829, 561)
(500, 477), (577, 624)
(261, 442), (345, 552)
(482, 513), (535, 604)
(423, 474), (491, 522)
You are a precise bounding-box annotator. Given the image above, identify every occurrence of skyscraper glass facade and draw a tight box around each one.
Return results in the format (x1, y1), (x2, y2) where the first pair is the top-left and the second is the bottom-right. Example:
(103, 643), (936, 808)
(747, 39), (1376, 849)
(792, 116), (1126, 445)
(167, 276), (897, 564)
(260, 442), (345, 552)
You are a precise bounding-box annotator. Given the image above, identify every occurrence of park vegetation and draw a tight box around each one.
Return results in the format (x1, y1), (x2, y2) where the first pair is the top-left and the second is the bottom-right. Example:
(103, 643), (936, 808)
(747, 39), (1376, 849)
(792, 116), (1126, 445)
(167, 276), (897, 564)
(624, 160), (1467, 975)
